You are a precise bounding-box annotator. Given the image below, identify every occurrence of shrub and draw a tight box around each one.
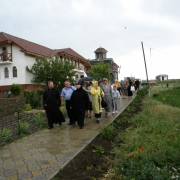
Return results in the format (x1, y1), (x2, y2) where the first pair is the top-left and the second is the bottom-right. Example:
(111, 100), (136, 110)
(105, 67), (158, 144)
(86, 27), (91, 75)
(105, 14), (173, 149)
(93, 146), (105, 156)
(10, 84), (22, 96)
(0, 128), (13, 143)
(23, 104), (32, 111)
(101, 125), (116, 141)
(18, 122), (30, 135)
(32, 113), (46, 128)
(24, 91), (43, 108)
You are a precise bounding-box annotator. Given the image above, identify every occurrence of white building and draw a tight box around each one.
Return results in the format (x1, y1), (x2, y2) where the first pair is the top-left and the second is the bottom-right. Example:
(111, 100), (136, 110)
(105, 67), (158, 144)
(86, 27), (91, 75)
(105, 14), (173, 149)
(156, 74), (168, 81)
(0, 32), (91, 92)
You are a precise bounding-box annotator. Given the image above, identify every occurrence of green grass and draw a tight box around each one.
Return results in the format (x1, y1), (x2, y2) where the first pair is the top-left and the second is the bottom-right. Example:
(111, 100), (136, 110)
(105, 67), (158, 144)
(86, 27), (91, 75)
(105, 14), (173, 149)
(153, 87), (180, 108)
(113, 87), (180, 180)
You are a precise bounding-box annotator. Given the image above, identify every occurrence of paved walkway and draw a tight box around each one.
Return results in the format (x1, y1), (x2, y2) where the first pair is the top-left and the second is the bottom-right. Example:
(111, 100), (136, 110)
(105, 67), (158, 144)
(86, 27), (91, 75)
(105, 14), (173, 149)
(0, 97), (132, 180)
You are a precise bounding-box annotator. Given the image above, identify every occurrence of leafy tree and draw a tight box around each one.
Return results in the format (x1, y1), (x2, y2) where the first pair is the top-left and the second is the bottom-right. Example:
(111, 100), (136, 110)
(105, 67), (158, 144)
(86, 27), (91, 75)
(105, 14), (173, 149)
(29, 57), (75, 86)
(89, 63), (111, 81)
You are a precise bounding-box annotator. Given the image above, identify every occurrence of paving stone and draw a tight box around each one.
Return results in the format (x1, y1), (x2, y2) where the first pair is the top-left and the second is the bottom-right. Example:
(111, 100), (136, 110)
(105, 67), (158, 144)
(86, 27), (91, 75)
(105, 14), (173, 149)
(6, 175), (18, 180)
(3, 169), (17, 177)
(18, 172), (32, 180)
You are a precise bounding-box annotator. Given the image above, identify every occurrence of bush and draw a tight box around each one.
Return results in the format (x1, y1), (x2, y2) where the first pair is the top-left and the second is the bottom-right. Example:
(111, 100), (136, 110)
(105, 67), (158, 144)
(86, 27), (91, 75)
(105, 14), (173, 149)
(10, 84), (22, 96)
(18, 122), (30, 135)
(32, 113), (46, 128)
(24, 91), (43, 108)
(93, 146), (105, 157)
(23, 104), (32, 111)
(101, 125), (116, 141)
(0, 128), (13, 143)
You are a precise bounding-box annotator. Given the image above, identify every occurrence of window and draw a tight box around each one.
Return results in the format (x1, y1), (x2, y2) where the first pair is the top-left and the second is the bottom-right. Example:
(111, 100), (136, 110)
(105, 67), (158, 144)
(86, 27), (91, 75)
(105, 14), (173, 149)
(2, 47), (6, 51)
(4, 67), (9, 78)
(13, 66), (17, 77)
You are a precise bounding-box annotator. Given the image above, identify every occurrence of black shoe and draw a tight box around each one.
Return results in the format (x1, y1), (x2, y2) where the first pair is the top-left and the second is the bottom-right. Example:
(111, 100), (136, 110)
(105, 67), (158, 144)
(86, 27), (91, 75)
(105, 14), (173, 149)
(79, 125), (84, 129)
(48, 126), (54, 129)
(68, 123), (73, 125)
(96, 119), (100, 124)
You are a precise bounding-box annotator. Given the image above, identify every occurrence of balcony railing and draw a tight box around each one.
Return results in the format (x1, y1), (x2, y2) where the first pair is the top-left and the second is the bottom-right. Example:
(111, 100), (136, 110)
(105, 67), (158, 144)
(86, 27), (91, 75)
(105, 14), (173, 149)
(0, 53), (12, 64)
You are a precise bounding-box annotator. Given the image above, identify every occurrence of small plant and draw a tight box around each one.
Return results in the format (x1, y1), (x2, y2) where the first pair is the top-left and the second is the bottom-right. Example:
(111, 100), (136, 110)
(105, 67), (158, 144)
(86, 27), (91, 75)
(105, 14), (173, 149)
(101, 125), (116, 141)
(93, 146), (105, 156)
(23, 104), (32, 111)
(32, 113), (46, 128)
(18, 122), (30, 135)
(10, 84), (22, 96)
(0, 128), (13, 143)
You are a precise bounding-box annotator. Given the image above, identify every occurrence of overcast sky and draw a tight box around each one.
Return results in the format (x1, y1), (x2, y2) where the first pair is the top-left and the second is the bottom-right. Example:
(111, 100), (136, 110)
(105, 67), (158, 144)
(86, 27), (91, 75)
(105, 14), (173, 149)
(0, 0), (180, 80)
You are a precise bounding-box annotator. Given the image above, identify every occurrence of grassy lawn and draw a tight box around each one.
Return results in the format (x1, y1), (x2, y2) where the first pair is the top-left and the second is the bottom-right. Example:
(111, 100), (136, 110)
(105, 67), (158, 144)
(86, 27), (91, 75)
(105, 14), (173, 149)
(112, 86), (180, 179)
(153, 87), (180, 108)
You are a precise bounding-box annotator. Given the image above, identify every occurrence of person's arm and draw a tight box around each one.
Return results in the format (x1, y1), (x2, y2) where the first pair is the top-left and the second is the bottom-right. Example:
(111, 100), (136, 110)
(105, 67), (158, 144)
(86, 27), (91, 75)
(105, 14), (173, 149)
(57, 90), (61, 107)
(100, 88), (104, 97)
(118, 91), (120, 98)
(60, 88), (65, 104)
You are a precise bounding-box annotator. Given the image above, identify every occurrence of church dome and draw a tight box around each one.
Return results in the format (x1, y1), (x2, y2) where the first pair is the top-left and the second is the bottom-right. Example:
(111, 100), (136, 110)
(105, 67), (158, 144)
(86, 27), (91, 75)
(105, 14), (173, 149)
(94, 47), (108, 53)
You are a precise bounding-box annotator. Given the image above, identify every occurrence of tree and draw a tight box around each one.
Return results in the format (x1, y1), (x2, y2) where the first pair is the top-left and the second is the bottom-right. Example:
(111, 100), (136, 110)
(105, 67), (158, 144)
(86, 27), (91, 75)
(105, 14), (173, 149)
(29, 57), (75, 86)
(89, 63), (111, 81)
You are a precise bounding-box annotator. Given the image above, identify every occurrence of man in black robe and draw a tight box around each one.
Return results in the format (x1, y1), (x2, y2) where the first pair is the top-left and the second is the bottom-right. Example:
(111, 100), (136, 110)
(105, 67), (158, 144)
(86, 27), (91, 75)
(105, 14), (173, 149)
(43, 81), (65, 129)
(71, 82), (89, 129)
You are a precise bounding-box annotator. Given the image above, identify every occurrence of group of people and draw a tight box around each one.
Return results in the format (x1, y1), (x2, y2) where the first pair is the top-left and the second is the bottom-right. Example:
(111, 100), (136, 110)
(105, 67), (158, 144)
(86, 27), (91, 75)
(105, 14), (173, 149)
(43, 77), (137, 129)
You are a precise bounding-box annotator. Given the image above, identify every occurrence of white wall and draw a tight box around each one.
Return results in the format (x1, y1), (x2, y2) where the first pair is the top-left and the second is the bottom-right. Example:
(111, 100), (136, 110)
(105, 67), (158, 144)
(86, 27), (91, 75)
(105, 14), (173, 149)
(0, 44), (88, 86)
(0, 44), (35, 86)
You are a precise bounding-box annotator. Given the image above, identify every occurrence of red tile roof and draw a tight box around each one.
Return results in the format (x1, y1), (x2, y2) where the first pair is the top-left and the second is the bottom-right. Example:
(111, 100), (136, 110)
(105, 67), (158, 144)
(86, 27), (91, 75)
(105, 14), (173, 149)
(0, 32), (53, 57)
(0, 32), (91, 67)
(54, 48), (91, 67)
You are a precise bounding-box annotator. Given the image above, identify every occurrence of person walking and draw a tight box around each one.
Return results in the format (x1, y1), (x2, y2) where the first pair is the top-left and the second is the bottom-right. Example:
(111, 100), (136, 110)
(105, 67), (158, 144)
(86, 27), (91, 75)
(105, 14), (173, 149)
(112, 85), (120, 114)
(43, 81), (65, 129)
(101, 78), (113, 116)
(114, 80), (122, 95)
(126, 78), (133, 97)
(91, 81), (104, 123)
(71, 82), (89, 129)
(61, 80), (76, 125)
(83, 81), (93, 118)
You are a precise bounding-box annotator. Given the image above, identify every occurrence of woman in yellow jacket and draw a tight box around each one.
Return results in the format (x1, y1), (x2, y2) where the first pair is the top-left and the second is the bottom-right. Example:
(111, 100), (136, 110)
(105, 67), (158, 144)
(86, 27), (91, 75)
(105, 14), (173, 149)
(91, 81), (104, 123)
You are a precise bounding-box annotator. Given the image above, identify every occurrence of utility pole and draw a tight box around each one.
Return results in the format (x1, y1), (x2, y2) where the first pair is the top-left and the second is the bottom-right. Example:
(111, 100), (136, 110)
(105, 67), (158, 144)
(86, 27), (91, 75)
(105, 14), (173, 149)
(141, 41), (150, 96)
(141, 42), (149, 86)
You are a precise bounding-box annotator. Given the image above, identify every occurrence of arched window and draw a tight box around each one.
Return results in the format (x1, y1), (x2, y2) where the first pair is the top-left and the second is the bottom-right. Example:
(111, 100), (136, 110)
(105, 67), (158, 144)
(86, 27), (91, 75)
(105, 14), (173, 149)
(13, 66), (17, 77)
(4, 67), (9, 78)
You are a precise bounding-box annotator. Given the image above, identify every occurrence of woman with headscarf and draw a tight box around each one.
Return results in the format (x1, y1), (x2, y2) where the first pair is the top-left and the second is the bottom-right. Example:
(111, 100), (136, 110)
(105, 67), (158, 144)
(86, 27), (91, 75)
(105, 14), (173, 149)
(91, 81), (104, 123)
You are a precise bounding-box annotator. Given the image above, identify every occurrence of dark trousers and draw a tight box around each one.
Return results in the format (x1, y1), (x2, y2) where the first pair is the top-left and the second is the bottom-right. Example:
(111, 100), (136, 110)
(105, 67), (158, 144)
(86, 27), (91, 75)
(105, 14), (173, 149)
(45, 108), (64, 128)
(73, 110), (85, 128)
(66, 100), (74, 124)
(95, 113), (101, 118)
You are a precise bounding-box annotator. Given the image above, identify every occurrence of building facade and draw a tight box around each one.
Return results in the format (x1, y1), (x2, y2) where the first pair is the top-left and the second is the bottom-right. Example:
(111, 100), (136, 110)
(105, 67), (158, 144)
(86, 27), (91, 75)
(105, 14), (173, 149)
(89, 47), (120, 82)
(0, 32), (90, 92)
(156, 74), (168, 81)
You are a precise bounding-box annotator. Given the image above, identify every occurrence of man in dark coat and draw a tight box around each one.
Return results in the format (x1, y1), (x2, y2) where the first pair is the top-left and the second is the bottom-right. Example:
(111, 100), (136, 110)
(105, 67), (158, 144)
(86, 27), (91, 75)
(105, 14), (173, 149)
(43, 81), (65, 129)
(71, 82), (89, 129)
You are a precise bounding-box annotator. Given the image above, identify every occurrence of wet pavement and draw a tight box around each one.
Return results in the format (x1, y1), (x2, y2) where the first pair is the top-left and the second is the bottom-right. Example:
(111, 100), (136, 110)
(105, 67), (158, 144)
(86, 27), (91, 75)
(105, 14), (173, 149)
(0, 97), (132, 180)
